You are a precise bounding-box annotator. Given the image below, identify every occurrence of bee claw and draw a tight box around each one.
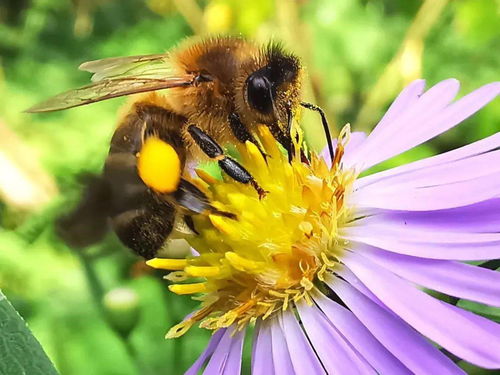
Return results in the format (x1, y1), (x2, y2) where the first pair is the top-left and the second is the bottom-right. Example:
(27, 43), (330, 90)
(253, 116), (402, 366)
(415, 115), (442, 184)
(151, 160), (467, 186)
(259, 190), (270, 200)
(251, 180), (268, 200)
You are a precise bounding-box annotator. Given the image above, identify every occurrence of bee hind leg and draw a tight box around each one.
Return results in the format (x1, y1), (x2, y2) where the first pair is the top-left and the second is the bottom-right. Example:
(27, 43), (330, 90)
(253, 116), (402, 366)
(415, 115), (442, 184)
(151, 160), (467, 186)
(174, 179), (237, 220)
(111, 205), (175, 260)
(187, 125), (268, 199)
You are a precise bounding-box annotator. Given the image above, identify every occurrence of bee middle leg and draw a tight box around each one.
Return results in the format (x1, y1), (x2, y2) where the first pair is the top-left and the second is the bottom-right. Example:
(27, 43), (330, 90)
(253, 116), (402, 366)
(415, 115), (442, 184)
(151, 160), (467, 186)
(187, 125), (268, 199)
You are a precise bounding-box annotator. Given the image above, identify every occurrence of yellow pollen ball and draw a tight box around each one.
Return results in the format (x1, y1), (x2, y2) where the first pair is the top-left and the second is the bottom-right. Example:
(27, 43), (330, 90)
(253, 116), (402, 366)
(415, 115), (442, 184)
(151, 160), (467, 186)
(137, 137), (181, 193)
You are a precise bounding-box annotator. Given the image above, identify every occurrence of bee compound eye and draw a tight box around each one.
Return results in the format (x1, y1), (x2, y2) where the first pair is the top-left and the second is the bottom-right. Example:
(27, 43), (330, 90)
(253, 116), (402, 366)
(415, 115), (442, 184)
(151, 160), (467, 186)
(246, 72), (273, 115)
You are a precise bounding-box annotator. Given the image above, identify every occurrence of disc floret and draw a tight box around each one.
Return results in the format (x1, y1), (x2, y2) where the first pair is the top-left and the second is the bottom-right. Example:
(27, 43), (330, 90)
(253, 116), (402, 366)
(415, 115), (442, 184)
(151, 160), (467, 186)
(148, 125), (356, 338)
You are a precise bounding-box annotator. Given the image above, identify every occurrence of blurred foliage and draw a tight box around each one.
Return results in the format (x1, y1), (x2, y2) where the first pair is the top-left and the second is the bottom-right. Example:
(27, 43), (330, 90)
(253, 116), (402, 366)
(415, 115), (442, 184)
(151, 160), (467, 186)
(0, 0), (498, 374)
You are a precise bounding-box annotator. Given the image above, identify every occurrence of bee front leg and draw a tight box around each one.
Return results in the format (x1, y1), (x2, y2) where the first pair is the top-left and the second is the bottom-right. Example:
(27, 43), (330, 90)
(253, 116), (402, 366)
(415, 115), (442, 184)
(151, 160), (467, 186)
(228, 113), (267, 160)
(187, 125), (268, 199)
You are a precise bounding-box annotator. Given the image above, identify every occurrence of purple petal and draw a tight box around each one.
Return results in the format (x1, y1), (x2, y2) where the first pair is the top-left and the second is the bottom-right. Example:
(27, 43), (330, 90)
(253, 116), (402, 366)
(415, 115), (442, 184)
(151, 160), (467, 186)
(252, 321), (274, 375)
(269, 316), (295, 374)
(346, 132), (368, 154)
(357, 132), (500, 190)
(296, 301), (376, 374)
(335, 265), (387, 307)
(354, 245), (500, 306)
(346, 81), (500, 171)
(204, 326), (245, 375)
(221, 330), (245, 375)
(343, 252), (500, 369)
(356, 149), (500, 194)
(344, 79), (460, 169)
(311, 290), (410, 374)
(350, 198), (500, 233)
(350, 170), (500, 211)
(326, 276), (464, 374)
(190, 247), (200, 256)
(321, 131), (367, 167)
(366, 80), (427, 140)
(343, 235), (500, 261)
(342, 218), (500, 260)
(185, 329), (226, 375)
(278, 310), (325, 375)
(344, 222), (500, 243)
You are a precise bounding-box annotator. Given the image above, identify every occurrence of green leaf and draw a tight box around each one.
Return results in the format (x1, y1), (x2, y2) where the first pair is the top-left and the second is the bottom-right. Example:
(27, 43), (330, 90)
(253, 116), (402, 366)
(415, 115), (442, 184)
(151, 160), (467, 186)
(0, 290), (58, 375)
(457, 299), (500, 323)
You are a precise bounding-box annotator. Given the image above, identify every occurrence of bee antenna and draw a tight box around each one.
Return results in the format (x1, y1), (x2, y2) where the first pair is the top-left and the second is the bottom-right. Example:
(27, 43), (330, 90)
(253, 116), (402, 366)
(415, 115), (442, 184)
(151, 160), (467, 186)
(300, 102), (334, 162)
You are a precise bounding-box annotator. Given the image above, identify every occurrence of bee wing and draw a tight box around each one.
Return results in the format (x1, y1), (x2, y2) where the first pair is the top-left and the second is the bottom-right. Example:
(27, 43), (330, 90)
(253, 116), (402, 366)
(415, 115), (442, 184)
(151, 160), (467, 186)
(26, 54), (195, 113)
(79, 54), (171, 82)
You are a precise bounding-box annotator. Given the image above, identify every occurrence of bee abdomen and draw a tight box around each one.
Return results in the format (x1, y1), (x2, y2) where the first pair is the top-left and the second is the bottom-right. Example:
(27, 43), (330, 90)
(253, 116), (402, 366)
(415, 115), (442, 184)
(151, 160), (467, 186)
(103, 151), (176, 259)
(111, 205), (175, 260)
(56, 174), (112, 248)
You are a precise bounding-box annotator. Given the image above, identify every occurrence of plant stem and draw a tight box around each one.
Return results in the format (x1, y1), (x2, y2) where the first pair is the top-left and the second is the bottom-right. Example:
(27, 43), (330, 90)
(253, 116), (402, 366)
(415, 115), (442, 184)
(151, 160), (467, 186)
(171, 0), (205, 35)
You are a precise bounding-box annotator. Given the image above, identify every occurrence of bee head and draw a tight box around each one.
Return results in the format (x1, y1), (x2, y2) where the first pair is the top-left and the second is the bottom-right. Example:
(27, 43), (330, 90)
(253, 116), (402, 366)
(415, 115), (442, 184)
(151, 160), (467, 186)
(238, 42), (302, 130)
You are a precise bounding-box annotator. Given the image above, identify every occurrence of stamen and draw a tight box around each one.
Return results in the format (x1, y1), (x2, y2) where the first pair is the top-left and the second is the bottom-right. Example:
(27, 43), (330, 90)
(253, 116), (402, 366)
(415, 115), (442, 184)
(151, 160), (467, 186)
(262, 303), (276, 320)
(166, 306), (213, 338)
(321, 252), (336, 267)
(164, 271), (189, 282)
(218, 311), (238, 327)
(282, 293), (290, 311)
(300, 277), (314, 291)
(185, 266), (221, 277)
(146, 258), (187, 270)
(338, 123), (351, 146)
(299, 221), (314, 238)
(317, 264), (328, 281)
(195, 168), (218, 184)
(209, 214), (237, 236)
(257, 126), (280, 157)
(268, 290), (288, 298)
(303, 292), (314, 306)
(234, 299), (256, 315)
(166, 320), (194, 339)
(225, 252), (262, 272)
(169, 282), (207, 295)
(245, 141), (267, 170)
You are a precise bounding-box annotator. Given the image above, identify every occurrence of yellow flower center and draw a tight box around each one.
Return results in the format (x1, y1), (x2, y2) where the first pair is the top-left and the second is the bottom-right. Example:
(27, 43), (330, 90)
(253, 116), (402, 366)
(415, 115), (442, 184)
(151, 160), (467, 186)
(147, 125), (356, 338)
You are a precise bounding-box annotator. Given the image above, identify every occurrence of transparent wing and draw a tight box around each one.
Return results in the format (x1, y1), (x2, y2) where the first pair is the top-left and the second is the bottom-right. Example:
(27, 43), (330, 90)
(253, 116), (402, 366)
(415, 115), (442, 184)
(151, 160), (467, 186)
(79, 54), (172, 82)
(27, 54), (195, 113)
(26, 76), (195, 113)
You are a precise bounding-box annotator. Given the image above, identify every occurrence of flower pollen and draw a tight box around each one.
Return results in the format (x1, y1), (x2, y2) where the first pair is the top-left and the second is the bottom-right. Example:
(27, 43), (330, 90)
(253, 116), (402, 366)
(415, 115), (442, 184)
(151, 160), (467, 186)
(147, 125), (356, 338)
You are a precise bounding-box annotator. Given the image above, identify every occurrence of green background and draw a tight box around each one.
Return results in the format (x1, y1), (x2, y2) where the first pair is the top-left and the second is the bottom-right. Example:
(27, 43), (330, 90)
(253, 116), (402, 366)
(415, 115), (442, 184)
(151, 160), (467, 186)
(0, 0), (499, 374)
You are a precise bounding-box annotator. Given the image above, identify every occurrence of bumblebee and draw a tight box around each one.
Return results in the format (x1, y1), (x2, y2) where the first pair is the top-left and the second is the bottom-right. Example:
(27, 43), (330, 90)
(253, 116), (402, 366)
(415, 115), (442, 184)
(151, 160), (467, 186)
(29, 36), (334, 259)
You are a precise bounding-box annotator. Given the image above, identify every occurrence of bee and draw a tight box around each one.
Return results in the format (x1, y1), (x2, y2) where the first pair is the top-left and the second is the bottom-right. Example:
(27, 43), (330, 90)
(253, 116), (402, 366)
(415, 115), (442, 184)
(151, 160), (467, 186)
(28, 36), (334, 259)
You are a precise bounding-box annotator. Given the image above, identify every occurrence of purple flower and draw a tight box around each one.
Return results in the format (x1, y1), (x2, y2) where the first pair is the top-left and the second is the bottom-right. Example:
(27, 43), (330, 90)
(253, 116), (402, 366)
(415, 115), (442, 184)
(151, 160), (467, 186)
(149, 79), (500, 374)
